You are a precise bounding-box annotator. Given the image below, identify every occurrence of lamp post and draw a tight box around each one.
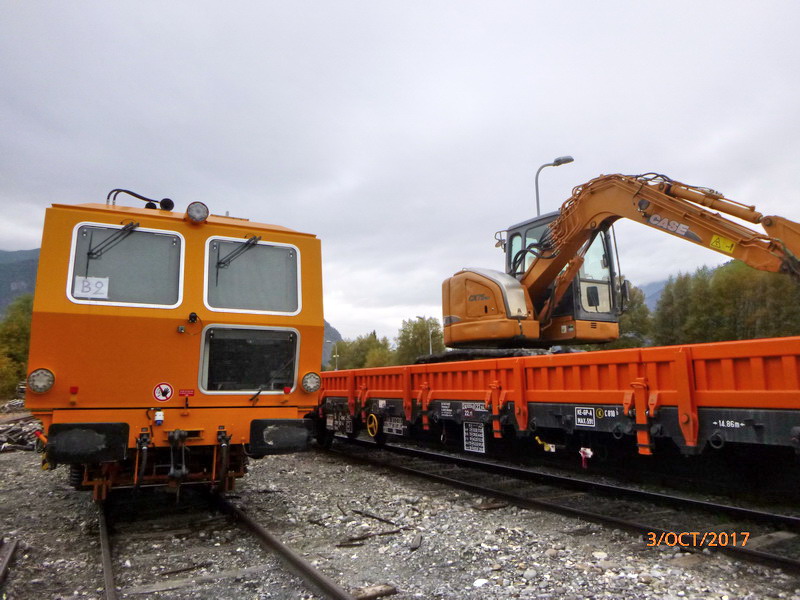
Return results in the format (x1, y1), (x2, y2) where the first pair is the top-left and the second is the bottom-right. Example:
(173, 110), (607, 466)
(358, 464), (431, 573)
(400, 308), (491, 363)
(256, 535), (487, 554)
(325, 339), (339, 370)
(535, 155), (574, 216)
(416, 315), (433, 355)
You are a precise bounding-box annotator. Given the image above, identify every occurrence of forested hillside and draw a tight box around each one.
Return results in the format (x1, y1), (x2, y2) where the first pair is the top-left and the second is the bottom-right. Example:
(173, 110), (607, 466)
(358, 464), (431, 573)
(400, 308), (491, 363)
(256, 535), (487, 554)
(610, 261), (800, 350)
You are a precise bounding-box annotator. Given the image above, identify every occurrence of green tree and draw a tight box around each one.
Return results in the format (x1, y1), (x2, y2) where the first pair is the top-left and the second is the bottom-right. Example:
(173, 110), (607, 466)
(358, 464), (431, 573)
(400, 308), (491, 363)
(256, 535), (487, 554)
(708, 261), (800, 341)
(0, 294), (33, 396)
(394, 317), (444, 365)
(652, 273), (692, 346)
(649, 261), (800, 345)
(326, 331), (394, 370)
(683, 267), (722, 343)
(602, 284), (651, 349)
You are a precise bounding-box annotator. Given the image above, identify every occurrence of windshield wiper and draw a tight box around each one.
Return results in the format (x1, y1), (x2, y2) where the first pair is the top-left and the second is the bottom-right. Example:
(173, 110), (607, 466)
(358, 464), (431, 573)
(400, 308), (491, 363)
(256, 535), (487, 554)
(217, 235), (261, 268)
(248, 385), (264, 405)
(87, 221), (139, 259)
(215, 235), (261, 285)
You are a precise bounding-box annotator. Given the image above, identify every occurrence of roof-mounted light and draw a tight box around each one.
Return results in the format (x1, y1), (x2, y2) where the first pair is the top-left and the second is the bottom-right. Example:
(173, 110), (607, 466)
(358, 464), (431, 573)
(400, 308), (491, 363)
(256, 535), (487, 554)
(186, 202), (209, 223)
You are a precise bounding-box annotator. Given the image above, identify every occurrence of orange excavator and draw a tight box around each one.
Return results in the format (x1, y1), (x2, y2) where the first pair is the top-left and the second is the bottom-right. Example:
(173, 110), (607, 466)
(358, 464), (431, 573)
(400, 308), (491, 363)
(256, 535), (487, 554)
(443, 173), (800, 348)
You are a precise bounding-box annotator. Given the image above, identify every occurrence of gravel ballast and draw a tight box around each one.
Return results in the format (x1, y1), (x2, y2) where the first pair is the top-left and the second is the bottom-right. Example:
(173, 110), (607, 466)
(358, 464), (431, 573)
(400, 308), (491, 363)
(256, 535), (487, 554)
(1, 445), (799, 599)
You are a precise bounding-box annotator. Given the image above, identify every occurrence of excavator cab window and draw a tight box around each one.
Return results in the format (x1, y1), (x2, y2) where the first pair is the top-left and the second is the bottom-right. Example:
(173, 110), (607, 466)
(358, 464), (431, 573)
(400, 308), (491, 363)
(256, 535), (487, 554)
(506, 212), (557, 277)
(575, 233), (613, 315)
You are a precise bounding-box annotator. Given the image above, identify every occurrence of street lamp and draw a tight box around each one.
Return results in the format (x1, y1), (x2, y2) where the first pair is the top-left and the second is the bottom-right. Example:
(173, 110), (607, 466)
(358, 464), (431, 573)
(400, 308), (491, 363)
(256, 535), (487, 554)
(416, 316), (433, 355)
(535, 155), (574, 217)
(325, 339), (339, 370)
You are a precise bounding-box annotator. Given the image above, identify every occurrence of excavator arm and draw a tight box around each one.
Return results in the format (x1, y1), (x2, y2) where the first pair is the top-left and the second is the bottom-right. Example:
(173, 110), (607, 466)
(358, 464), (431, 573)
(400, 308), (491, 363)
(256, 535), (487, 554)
(523, 173), (800, 303)
(443, 172), (800, 349)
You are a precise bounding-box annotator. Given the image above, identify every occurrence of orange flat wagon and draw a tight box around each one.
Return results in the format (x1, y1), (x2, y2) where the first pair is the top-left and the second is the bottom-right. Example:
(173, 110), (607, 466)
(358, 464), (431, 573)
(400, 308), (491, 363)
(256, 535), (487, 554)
(319, 336), (800, 457)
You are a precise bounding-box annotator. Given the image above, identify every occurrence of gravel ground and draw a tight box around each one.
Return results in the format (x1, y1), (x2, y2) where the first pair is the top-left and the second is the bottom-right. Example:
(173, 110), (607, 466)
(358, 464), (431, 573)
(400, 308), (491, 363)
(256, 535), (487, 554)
(2, 441), (800, 600)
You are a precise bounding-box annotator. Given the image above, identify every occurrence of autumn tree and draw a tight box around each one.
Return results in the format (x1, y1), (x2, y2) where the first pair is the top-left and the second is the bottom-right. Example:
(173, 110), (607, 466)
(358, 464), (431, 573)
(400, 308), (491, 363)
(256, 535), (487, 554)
(0, 294), (33, 396)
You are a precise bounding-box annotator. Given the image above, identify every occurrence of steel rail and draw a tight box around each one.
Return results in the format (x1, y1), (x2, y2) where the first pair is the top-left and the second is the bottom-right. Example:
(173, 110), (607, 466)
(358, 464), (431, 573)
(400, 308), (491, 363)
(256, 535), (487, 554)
(98, 502), (118, 600)
(330, 440), (800, 573)
(343, 438), (800, 530)
(214, 495), (356, 600)
(0, 539), (18, 585)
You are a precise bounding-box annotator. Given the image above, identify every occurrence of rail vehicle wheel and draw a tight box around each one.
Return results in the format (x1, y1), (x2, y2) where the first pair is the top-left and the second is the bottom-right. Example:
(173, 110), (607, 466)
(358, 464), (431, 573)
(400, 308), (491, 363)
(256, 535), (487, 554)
(68, 464), (90, 491)
(315, 416), (334, 449)
(365, 413), (386, 447)
(346, 417), (362, 440)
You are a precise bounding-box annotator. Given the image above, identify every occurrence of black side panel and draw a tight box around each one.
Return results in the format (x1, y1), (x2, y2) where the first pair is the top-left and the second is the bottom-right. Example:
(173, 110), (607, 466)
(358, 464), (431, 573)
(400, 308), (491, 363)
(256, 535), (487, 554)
(47, 423), (129, 464)
(249, 419), (312, 455)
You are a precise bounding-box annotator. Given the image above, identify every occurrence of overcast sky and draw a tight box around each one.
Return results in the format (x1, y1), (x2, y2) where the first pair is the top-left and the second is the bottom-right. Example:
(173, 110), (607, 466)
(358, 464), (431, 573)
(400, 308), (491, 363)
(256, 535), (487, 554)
(2, 2), (800, 340)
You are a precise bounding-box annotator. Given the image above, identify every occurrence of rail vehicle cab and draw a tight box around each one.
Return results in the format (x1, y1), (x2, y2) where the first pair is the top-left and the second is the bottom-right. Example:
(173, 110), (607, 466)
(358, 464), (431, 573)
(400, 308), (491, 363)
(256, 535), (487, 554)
(25, 193), (324, 500)
(504, 212), (623, 342)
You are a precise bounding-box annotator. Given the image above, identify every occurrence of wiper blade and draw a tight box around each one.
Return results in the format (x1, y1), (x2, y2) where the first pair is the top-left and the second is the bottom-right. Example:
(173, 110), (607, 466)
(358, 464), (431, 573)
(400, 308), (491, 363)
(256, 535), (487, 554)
(215, 235), (261, 286)
(217, 235), (261, 269)
(87, 221), (139, 259)
(248, 385), (264, 405)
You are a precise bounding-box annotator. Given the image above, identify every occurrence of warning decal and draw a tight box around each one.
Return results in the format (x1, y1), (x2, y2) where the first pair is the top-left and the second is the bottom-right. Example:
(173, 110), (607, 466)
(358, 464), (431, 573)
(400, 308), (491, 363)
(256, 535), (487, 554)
(153, 382), (174, 402)
(709, 235), (735, 254)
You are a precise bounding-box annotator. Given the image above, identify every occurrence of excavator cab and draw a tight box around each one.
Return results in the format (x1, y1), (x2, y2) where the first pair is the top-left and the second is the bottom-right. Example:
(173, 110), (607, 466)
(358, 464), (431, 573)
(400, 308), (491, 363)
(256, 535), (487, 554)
(504, 212), (621, 336)
(505, 212), (620, 322)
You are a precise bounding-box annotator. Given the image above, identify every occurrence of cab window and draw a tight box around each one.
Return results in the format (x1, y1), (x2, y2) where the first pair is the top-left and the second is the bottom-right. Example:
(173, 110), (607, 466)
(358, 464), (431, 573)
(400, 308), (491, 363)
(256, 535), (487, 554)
(206, 238), (299, 313)
(507, 233), (522, 274)
(201, 327), (297, 392)
(578, 235), (612, 313)
(70, 224), (182, 306)
(523, 222), (549, 271)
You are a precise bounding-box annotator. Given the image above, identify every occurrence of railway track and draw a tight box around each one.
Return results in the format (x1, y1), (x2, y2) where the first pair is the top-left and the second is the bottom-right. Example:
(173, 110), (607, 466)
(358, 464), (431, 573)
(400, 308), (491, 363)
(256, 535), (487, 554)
(329, 437), (800, 573)
(96, 489), (356, 600)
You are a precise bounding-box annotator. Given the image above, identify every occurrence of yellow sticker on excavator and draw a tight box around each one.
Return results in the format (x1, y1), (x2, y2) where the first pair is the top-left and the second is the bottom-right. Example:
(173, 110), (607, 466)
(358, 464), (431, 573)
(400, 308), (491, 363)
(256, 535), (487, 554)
(709, 235), (735, 254)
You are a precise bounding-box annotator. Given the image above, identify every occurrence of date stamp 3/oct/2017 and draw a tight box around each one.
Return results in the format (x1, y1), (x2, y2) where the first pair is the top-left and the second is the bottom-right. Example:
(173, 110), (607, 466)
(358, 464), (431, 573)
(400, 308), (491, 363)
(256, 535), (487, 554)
(645, 531), (750, 547)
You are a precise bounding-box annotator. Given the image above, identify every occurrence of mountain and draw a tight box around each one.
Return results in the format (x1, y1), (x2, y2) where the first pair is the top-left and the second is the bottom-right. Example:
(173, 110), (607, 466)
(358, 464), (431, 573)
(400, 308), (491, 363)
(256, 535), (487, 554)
(639, 279), (667, 311)
(323, 321), (343, 366)
(0, 249), (39, 314)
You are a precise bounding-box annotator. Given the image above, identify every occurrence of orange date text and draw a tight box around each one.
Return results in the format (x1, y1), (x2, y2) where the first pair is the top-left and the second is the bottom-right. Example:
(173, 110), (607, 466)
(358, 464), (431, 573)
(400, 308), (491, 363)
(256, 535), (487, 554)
(645, 531), (750, 547)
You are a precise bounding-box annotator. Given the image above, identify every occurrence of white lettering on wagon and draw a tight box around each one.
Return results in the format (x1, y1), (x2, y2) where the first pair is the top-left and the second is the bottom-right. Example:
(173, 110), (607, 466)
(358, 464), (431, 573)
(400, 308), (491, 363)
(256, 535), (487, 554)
(462, 402), (487, 419)
(712, 420), (745, 429)
(463, 422), (486, 453)
(575, 407), (596, 427)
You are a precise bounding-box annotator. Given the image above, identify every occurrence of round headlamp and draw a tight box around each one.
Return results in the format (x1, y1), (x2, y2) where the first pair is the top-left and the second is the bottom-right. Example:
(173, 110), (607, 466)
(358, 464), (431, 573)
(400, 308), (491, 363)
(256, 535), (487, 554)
(28, 368), (55, 394)
(301, 372), (322, 393)
(185, 201), (209, 223)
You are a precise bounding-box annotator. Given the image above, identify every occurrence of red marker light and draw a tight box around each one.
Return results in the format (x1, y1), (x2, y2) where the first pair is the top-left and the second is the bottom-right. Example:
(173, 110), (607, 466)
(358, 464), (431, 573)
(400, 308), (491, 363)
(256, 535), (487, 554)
(69, 386), (79, 394)
(283, 386), (292, 394)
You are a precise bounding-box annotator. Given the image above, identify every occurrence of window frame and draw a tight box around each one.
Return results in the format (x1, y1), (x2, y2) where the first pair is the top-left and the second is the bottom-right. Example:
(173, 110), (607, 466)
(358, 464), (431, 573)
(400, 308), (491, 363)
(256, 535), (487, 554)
(65, 221), (185, 309)
(197, 324), (301, 395)
(202, 235), (302, 316)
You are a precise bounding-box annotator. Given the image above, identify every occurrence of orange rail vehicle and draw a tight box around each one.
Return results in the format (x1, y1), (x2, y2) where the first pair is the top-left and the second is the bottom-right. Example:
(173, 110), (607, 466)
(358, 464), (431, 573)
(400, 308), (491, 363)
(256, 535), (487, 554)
(25, 190), (324, 500)
(319, 336), (800, 458)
